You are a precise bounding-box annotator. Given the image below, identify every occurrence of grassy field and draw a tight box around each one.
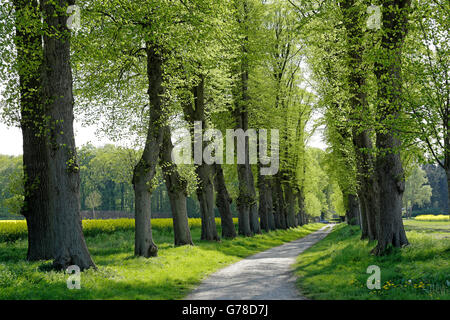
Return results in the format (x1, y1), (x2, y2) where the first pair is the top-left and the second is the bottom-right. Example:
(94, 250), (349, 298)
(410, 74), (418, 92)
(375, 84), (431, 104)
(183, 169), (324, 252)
(293, 221), (450, 300)
(403, 219), (450, 239)
(0, 219), (324, 299)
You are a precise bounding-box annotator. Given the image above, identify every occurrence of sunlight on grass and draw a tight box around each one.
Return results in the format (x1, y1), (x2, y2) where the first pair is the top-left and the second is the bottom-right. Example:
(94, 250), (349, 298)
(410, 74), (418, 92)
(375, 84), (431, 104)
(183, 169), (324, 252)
(0, 222), (324, 299)
(294, 223), (450, 300)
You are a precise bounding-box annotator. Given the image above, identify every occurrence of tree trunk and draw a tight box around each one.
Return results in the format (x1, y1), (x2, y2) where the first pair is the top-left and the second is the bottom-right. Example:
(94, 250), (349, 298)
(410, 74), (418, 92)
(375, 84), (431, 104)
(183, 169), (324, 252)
(346, 194), (360, 226)
(120, 183), (125, 211)
(248, 163), (261, 234)
(257, 166), (269, 232)
(341, 0), (379, 242)
(133, 42), (166, 258)
(285, 184), (297, 228)
(274, 173), (287, 229)
(213, 164), (237, 239)
(197, 163), (220, 241)
(41, 0), (95, 270)
(266, 180), (276, 230)
(160, 126), (194, 246)
(297, 189), (306, 226)
(182, 77), (220, 241)
(372, 0), (411, 255)
(236, 162), (252, 236)
(373, 133), (408, 254)
(13, 0), (55, 261)
(233, 109), (254, 236)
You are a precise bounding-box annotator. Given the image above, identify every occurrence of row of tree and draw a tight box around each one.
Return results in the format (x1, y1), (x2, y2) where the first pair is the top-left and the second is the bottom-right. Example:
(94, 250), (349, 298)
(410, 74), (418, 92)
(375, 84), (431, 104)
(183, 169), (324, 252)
(0, 0), (447, 269)
(1, 144), (347, 219)
(298, 0), (448, 254)
(0, 0), (337, 270)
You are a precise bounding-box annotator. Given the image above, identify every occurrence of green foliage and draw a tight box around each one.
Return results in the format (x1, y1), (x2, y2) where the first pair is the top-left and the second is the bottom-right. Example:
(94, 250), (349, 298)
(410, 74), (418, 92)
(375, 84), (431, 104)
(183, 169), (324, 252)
(403, 165), (433, 215)
(294, 223), (450, 300)
(0, 155), (23, 217)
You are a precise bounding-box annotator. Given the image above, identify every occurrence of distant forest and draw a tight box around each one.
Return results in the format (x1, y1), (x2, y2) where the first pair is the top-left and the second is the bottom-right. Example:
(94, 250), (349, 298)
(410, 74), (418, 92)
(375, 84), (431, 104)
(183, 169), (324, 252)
(0, 145), (447, 219)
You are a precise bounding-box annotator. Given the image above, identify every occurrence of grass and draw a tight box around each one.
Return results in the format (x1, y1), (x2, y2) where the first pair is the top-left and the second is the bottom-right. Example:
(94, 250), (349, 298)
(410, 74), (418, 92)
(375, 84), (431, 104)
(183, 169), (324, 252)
(403, 219), (450, 240)
(293, 221), (450, 300)
(0, 219), (324, 299)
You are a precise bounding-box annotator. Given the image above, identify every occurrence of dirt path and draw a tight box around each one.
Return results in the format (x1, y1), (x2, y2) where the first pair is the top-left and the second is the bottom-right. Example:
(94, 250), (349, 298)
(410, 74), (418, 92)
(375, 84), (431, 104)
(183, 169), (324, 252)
(185, 225), (334, 300)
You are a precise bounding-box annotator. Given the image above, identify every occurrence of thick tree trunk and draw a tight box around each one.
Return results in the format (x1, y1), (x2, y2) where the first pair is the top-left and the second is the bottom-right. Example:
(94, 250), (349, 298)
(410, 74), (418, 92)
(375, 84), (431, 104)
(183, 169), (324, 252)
(372, 133), (408, 254)
(274, 174), (287, 229)
(233, 14), (259, 235)
(160, 126), (194, 246)
(285, 184), (297, 228)
(233, 108), (255, 236)
(197, 164), (219, 241)
(213, 164), (236, 239)
(248, 164), (261, 235)
(266, 180), (276, 230)
(133, 42), (165, 258)
(183, 77), (220, 241)
(41, 0), (95, 270)
(354, 135), (379, 241)
(341, 0), (379, 242)
(297, 189), (306, 226)
(346, 194), (360, 226)
(13, 0), (54, 261)
(257, 166), (269, 232)
(358, 190), (370, 238)
(372, 0), (411, 255)
(236, 162), (252, 236)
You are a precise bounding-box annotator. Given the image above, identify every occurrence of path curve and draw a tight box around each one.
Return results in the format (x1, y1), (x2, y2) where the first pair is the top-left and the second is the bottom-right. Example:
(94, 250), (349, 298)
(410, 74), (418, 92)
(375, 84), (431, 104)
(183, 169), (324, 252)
(185, 224), (334, 300)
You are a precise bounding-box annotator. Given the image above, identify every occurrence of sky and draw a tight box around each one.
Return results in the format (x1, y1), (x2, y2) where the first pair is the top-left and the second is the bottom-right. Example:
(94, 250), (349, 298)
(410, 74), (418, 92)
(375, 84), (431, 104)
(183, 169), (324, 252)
(0, 119), (327, 156)
(0, 121), (117, 156)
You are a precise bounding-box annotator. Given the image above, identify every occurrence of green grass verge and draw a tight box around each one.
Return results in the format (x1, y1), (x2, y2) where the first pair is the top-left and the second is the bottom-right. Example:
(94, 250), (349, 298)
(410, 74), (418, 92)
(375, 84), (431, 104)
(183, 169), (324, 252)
(293, 223), (450, 300)
(403, 219), (450, 240)
(0, 221), (324, 299)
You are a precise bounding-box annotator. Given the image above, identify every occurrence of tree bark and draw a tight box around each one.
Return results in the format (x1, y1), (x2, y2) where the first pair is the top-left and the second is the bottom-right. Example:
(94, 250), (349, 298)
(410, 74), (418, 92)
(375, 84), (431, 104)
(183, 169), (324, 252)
(160, 126), (194, 246)
(182, 77), (220, 241)
(13, 0), (55, 261)
(273, 173), (287, 229)
(297, 188), (306, 226)
(266, 180), (276, 230)
(213, 164), (237, 239)
(197, 163), (220, 241)
(372, 0), (411, 255)
(257, 165), (269, 232)
(358, 190), (369, 238)
(132, 42), (165, 258)
(341, 0), (379, 242)
(346, 194), (360, 226)
(284, 184), (297, 228)
(41, 0), (95, 270)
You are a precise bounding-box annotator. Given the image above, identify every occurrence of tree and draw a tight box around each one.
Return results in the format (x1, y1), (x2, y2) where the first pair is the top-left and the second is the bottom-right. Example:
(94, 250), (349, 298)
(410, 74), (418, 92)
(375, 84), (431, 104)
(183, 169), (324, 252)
(403, 166), (432, 218)
(403, 0), (450, 213)
(371, 0), (411, 254)
(40, 0), (95, 269)
(0, 0), (95, 268)
(86, 190), (102, 219)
